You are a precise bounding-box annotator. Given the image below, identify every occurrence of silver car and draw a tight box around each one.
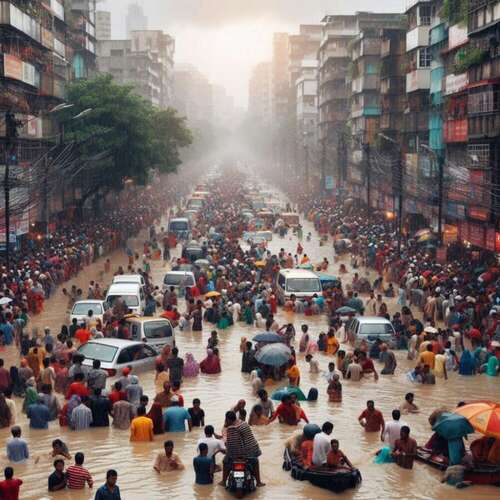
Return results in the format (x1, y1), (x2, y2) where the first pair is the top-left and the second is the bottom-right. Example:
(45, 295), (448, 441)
(346, 316), (397, 347)
(77, 339), (158, 376)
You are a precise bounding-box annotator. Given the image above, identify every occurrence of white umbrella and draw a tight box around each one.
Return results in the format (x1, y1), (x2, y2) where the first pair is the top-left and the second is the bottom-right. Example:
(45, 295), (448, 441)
(0, 297), (13, 305)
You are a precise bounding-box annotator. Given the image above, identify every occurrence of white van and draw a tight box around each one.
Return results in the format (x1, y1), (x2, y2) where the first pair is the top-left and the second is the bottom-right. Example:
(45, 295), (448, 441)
(276, 269), (322, 304)
(124, 316), (175, 350)
(163, 271), (196, 292)
(112, 274), (145, 288)
(105, 283), (145, 315)
(168, 217), (191, 239)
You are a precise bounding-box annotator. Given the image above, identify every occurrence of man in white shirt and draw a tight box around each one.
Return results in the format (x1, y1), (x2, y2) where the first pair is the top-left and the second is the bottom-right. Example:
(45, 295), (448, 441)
(381, 410), (407, 449)
(196, 425), (226, 460)
(312, 421), (334, 466)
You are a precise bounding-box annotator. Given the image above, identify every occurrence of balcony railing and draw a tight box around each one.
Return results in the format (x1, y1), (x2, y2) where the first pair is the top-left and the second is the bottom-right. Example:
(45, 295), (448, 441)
(468, 114), (500, 138)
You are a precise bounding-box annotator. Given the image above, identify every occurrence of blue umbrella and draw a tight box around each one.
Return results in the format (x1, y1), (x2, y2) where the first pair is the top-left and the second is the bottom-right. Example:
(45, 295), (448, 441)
(255, 343), (291, 367)
(336, 306), (357, 314)
(432, 412), (474, 440)
(252, 333), (285, 343)
(271, 385), (307, 401)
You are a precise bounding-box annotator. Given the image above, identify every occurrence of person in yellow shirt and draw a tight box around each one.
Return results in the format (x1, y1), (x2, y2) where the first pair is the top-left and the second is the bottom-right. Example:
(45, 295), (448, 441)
(130, 406), (154, 442)
(418, 344), (435, 370)
(286, 360), (301, 387)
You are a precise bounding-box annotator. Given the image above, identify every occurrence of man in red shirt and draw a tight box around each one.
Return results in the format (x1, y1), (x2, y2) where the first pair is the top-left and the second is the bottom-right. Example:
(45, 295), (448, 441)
(358, 400), (385, 433)
(359, 353), (379, 381)
(66, 373), (90, 400)
(268, 395), (309, 425)
(66, 452), (93, 489)
(0, 466), (23, 500)
(108, 381), (127, 406)
(75, 324), (91, 345)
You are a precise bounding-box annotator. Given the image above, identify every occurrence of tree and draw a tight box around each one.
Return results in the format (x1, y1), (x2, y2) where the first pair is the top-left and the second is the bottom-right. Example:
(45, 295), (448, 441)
(60, 74), (192, 202)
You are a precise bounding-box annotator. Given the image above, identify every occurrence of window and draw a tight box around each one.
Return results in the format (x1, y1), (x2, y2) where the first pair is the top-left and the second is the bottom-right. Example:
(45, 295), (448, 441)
(467, 144), (490, 168)
(285, 278), (321, 293)
(144, 321), (172, 339)
(418, 48), (431, 68)
(110, 49), (124, 57)
(72, 303), (103, 315)
(131, 324), (140, 340)
(78, 343), (118, 363)
(419, 4), (431, 25)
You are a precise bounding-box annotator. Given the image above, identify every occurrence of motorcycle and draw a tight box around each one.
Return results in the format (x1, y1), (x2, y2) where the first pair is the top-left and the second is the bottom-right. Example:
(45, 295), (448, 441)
(226, 460), (256, 498)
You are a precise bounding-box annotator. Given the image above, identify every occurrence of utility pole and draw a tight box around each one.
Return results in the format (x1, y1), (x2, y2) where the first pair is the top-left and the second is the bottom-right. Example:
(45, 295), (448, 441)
(397, 149), (404, 254)
(304, 142), (310, 194)
(321, 139), (326, 196)
(437, 151), (444, 245)
(364, 143), (371, 209)
(4, 112), (20, 269)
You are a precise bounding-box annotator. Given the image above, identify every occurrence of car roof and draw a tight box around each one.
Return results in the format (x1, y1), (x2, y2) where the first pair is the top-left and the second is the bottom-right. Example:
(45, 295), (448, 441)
(279, 269), (320, 279)
(170, 217), (189, 222)
(356, 316), (393, 325)
(107, 283), (141, 293)
(113, 274), (143, 281)
(80, 338), (144, 348)
(73, 299), (104, 305)
(165, 270), (195, 277)
(124, 315), (171, 324)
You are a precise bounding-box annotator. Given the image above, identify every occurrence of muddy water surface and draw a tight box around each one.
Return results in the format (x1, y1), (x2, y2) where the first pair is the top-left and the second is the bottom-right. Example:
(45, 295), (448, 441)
(1, 213), (499, 500)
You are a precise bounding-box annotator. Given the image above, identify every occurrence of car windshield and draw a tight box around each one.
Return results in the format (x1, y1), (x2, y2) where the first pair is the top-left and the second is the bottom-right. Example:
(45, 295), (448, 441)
(78, 343), (118, 363)
(106, 294), (139, 307)
(144, 321), (172, 339)
(72, 303), (103, 315)
(188, 199), (203, 207)
(286, 278), (321, 293)
(359, 324), (394, 336)
(170, 221), (188, 231)
(163, 274), (195, 286)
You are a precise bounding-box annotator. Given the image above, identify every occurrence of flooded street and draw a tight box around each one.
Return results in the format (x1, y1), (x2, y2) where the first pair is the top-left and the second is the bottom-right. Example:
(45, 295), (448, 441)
(1, 212), (499, 500)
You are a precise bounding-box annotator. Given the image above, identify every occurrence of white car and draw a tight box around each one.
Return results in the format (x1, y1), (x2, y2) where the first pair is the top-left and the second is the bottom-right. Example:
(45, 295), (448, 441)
(70, 300), (108, 325)
(162, 271), (196, 292)
(78, 339), (158, 376)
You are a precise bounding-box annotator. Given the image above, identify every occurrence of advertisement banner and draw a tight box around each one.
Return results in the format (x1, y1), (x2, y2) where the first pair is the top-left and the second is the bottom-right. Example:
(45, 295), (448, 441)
(469, 223), (485, 248)
(485, 227), (496, 252)
(3, 54), (23, 80)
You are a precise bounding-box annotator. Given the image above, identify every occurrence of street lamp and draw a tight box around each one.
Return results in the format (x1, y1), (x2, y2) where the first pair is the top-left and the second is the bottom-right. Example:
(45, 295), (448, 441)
(378, 132), (403, 254)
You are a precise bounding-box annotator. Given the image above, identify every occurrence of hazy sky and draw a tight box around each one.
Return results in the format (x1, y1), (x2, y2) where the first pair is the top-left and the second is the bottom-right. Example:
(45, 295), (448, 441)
(100, 0), (405, 108)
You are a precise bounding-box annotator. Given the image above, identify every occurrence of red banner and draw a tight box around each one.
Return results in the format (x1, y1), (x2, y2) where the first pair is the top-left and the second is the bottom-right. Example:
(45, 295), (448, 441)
(485, 227), (496, 252)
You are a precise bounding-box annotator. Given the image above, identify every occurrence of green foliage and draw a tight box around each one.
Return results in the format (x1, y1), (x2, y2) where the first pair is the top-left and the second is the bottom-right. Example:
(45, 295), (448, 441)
(441, 0), (468, 26)
(454, 46), (489, 73)
(62, 74), (192, 196)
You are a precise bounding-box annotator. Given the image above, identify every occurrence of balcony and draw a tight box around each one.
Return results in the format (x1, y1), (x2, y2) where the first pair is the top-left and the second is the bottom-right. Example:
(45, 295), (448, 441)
(351, 105), (381, 118)
(380, 113), (402, 130)
(0, 1), (42, 44)
(406, 26), (431, 52)
(468, 57), (500, 83)
(1, 53), (40, 87)
(444, 72), (468, 95)
(406, 68), (430, 92)
(352, 75), (380, 93)
(40, 73), (66, 99)
(429, 23), (448, 46)
(380, 76), (406, 95)
(406, 0), (431, 12)
(444, 119), (468, 142)
(468, 114), (500, 138)
(404, 111), (429, 132)
(448, 23), (468, 50)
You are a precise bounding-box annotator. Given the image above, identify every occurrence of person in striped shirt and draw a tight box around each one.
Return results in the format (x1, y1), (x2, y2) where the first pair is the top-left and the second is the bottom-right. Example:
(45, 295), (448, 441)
(66, 452), (93, 490)
(70, 397), (93, 431)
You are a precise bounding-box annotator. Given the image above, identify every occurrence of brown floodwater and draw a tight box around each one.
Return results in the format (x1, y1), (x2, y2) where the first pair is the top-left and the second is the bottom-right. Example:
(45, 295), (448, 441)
(1, 211), (499, 500)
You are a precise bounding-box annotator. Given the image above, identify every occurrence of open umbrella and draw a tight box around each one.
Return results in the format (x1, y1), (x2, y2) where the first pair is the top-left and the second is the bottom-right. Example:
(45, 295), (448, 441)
(298, 263), (313, 270)
(454, 401), (500, 439)
(432, 412), (474, 440)
(336, 306), (357, 315)
(271, 385), (307, 402)
(255, 260), (266, 268)
(205, 291), (221, 299)
(252, 332), (285, 343)
(255, 343), (291, 367)
(0, 297), (13, 305)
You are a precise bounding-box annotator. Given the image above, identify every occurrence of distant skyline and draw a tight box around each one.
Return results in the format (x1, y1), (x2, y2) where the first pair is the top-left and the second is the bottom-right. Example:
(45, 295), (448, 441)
(100, 0), (405, 108)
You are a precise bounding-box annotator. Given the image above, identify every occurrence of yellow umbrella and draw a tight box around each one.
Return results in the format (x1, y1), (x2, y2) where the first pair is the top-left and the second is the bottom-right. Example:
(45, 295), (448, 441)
(255, 260), (266, 268)
(454, 401), (500, 439)
(205, 291), (221, 299)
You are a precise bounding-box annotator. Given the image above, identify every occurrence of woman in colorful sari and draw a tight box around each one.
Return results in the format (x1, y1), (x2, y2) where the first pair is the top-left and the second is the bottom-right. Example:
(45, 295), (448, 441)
(22, 378), (38, 414)
(459, 349), (476, 375)
(183, 353), (199, 378)
(200, 348), (221, 374)
(326, 331), (340, 356)
(147, 402), (164, 434)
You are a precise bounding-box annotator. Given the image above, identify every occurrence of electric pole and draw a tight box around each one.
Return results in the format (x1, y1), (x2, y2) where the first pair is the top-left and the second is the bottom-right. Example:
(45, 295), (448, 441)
(364, 143), (371, 209)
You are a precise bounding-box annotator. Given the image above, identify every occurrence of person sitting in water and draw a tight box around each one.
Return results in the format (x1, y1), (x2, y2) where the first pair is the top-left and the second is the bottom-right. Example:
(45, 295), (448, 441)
(327, 439), (353, 470)
(268, 395), (308, 425)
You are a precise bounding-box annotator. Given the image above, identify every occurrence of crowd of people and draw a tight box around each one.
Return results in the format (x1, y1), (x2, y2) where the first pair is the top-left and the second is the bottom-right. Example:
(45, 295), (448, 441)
(0, 168), (498, 498)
